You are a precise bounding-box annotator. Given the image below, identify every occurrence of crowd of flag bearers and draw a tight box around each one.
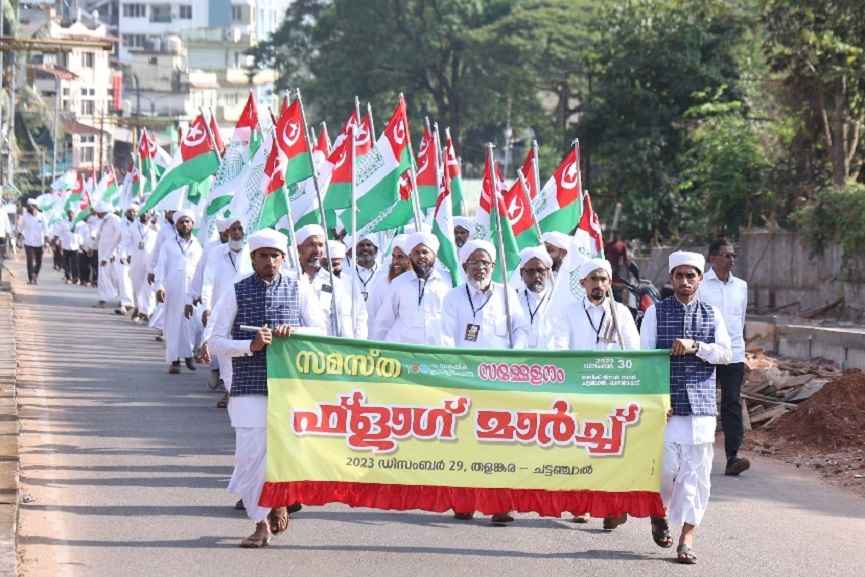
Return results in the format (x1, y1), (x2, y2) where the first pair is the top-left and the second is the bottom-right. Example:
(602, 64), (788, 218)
(21, 90), (750, 564)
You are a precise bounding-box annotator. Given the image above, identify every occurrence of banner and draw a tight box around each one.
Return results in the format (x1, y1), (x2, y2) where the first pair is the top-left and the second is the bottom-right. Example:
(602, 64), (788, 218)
(261, 335), (670, 518)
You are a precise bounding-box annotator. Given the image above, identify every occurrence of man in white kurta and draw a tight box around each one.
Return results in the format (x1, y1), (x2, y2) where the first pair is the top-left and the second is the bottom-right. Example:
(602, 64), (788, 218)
(147, 211), (177, 333)
(372, 232), (451, 345)
(154, 209), (203, 373)
(21, 200), (47, 284)
(94, 203), (122, 306)
(319, 239), (368, 339)
(126, 211), (158, 321)
(207, 228), (326, 548)
(343, 233), (380, 304)
(112, 205), (137, 315)
(57, 211), (80, 284)
(513, 246), (555, 349)
(365, 234), (411, 337)
(640, 251), (731, 564)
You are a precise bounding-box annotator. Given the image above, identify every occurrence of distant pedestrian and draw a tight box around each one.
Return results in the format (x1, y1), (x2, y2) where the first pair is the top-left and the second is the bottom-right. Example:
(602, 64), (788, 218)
(21, 199), (47, 285)
(699, 239), (750, 476)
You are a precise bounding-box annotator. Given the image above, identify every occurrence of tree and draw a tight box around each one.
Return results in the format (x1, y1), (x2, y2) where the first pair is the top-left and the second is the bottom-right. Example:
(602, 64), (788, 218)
(764, 0), (865, 189)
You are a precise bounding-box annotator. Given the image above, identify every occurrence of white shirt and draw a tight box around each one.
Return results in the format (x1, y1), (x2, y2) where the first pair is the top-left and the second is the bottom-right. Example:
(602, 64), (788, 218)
(306, 269), (368, 340)
(372, 267), (451, 345)
(198, 243), (252, 311)
(548, 296), (641, 351)
(640, 299), (732, 445)
(441, 282), (529, 349)
(56, 220), (79, 251)
(97, 213), (124, 260)
(699, 268), (748, 363)
(207, 273), (327, 428)
(365, 271), (395, 338)
(20, 212), (46, 247)
(516, 287), (553, 349)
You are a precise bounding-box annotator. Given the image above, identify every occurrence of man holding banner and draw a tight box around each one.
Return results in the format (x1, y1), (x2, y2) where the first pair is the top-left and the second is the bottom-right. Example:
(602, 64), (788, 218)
(640, 250), (731, 564)
(208, 228), (326, 548)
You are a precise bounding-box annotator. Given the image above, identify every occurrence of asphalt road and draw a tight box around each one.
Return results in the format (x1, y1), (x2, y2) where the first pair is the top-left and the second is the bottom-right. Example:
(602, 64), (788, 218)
(11, 256), (865, 577)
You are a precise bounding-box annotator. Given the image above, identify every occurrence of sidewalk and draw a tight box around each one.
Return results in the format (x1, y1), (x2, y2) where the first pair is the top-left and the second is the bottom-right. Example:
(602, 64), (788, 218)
(0, 254), (19, 577)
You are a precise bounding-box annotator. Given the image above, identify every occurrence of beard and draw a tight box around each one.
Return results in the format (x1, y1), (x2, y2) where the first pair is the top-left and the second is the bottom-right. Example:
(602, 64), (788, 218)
(589, 288), (605, 303)
(527, 280), (546, 293)
(467, 276), (491, 292)
(411, 260), (432, 279)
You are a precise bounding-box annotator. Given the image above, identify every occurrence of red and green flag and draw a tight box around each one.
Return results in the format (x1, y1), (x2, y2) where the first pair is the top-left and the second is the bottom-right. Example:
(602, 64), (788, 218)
(415, 125), (439, 209)
(444, 130), (465, 216)
(533, 144), (583, 234)
(274, 98), (314, 186)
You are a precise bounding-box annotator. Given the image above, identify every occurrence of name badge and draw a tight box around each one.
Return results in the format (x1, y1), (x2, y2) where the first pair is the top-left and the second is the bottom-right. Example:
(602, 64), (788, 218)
(322, 284), (333, 293)
(361, 291), (369, 301)
(138, 241), (145, 250)
(465, 323), (480, 342)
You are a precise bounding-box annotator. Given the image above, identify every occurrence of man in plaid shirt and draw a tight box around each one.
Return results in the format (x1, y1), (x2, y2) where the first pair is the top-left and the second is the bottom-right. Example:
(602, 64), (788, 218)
(640, 251), (731, 565)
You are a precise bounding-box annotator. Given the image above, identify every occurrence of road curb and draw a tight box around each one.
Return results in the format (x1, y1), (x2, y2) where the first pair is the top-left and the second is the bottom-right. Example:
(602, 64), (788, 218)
(0, 286), (18, 577)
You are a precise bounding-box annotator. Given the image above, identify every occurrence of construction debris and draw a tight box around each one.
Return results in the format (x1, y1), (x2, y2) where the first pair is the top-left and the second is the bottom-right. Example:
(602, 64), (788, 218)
(741, 350), (844, 429)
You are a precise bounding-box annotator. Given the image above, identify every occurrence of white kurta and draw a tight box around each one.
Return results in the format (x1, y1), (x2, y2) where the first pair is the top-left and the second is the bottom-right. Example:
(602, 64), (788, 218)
(307, 270), (368, 339)
(515, 287), (553, 349)
(56, 220), (79, 251)
(546, 296), (640, 351)
(365, 272), (394, 338)
(640, 300), (732, 527)
(441, 282), (529, 349)
(207, 274), (326, 522)
(372, 268), (451, 345)
(154, 234), (203, 363)
(126, 221), (158, 315)
(97, 215), (122, 302)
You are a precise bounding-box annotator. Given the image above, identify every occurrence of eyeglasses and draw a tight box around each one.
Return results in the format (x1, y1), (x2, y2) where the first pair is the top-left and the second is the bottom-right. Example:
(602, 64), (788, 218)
(522, 267), (549, 276)
(466, 260), (493, 269)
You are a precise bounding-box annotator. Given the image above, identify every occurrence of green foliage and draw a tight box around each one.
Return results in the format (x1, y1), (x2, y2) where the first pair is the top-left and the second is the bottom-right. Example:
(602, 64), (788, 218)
(793, 183), (865, 267)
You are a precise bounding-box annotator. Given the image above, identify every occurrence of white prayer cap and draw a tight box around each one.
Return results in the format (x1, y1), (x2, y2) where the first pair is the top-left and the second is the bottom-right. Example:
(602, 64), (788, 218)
(175, 208), (196, 223)
(215, 218), (234, 232)
(453, 217), (473, 232)
(406, 231), (439, 254)
(26, 198), (37, 206)
(668, 250), (705, 274)
(327, 240), (346, 259)
(577, 257), (612, 281)
(519, 246), (552, 270)
(295, 223), (326, 246)
(541, 231), (571, 251)
(94, 201), (112, 213)
(249, 228), (288, 255)
(459, 239), (496, 265)
(346, 232), (378, 248)
(392, 233), (410, 255)
(128, 202), (140, 211)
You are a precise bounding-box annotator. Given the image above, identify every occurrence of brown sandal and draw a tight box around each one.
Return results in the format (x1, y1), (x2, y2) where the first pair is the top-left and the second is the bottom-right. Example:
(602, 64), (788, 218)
(268, 507), (289, 534)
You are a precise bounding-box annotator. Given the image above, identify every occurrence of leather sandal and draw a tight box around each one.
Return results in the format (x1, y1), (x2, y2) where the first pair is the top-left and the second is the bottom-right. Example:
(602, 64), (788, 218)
(268, 507), (289, 534)
(239, 522), (271, 548)
(651, 516), (674, 548)
(676, 543), (697, 564)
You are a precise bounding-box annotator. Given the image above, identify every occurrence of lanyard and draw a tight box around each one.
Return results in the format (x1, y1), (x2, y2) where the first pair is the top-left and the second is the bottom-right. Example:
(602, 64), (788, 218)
(584, 304), (606, 344)
(356, 264), (376, 288)
(227, 251), (238, 272)
(417, 278), (427, 306)
(524, 290), (547, 325)
(176, 236), (190, 256)
(466, 284), (493, 320)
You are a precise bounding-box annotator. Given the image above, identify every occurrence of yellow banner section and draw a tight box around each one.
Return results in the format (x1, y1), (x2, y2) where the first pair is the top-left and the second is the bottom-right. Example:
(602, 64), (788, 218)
(267, 378), (669, 493)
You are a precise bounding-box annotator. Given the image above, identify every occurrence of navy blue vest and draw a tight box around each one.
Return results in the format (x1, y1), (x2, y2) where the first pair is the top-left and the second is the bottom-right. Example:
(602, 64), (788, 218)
(230, 274), (301, 397)
(655, 297), (717, 416)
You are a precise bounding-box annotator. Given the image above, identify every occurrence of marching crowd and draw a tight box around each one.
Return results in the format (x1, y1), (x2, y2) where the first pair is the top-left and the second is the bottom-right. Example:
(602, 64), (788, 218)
(3, 197), (750, 564)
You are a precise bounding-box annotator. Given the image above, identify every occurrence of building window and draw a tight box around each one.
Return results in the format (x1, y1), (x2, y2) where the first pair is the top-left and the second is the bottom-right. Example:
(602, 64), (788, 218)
(122, 3), (146, 18)
(231, 5), (243, 22)
(149, 56), (158, 65)
(81, 100), (95, 115)
(150, 4), (171, 23)
(81, 147), (95, 164)
(81, 135), (96, 145)
(179, 5), (192, 19)
(122, 33), (148, 49)
(81, 51), (95, 68)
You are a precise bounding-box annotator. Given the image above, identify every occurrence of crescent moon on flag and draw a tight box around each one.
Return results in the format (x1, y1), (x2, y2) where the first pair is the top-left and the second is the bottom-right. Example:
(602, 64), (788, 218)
(559, 161), (579, 190)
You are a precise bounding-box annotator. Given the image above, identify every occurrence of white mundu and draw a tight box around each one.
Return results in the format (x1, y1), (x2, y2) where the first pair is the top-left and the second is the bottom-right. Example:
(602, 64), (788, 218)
(441, 282), (529, 349)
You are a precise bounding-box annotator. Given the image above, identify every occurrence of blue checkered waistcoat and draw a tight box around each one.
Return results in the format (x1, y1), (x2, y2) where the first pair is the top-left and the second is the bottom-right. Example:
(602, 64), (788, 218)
(230, 274), (301, 397)
(655, 297), (717, 416)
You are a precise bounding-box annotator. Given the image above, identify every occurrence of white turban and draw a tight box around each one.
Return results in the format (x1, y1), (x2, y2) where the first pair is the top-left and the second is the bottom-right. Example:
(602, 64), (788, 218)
(248, 228), (288, 255)
(128, 202), (140, 211)
(577, 257), (612, 281)
(26, 198), (37, 206)
(406, 231), (439, 254)
(175, 208), (196, 223)
(327, 240), (346, 259)
(518, 246), (552, 270)
(345, 233), (378, 248)
(215, 218), (236, 233)
(459, 239), (496, 265)
(542, 231), (571, 251)
(94, 201), (112, 213)
(669, 250), (705, 274)
(295, 224), (326, 246)
(453, 217), (473, 232)
(392, 233), (410, 255)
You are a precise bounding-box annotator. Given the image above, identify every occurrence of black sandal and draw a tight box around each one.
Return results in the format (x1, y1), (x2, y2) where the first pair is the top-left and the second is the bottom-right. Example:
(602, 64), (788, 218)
(651, 516), (674, 548)
(676, 543), (697, 564)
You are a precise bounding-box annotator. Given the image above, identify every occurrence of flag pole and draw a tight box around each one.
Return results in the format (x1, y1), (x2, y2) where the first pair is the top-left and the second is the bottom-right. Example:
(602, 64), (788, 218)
(531, 138), (542, 232)
(399, 93), (423, 229)
(366, 101), (376, 140)
(267, 108), (302, 279)
(296, 88), (340, 336)
(444, 126), (463, 215)
(351, 95), (362, 337)
(200, 107), (223, 163)
(517, 168), (543, 242)
(487, 143), (514, 350)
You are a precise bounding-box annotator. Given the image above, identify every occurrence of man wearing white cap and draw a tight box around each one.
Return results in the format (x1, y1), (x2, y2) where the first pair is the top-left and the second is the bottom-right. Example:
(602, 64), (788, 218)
(372, 231), (451, 344)
(541, 231), (571, 280)
(343, 233), (380, 302)
(513, 246), (555, 348)
(112, 204), (139, 314)
(640, 250), (731, 564)
(187, 217), (234, 323)
(125, 209), (158, 321)
(153, 209), (203, 373)
(95, 202), (128, 309)
(56, 210), (80, 284)
(207, 228), (326, 548)
(21, 199), (47, 284)
(442, 238), (528, 525)
(318, 239), (368, 339)
(294, 225), (343, 337)
(365, 234), (411, 337)
(452, 217), (472, 248)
